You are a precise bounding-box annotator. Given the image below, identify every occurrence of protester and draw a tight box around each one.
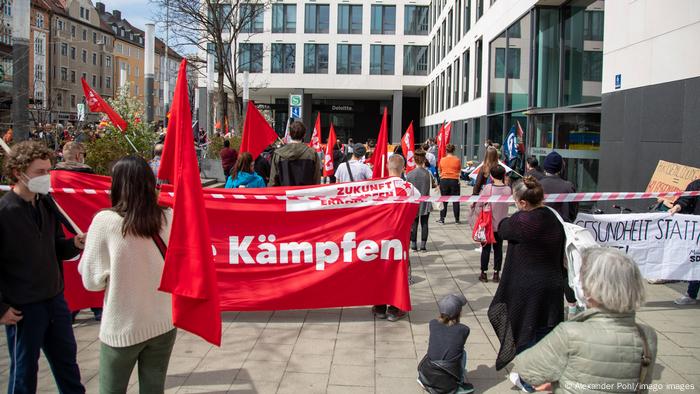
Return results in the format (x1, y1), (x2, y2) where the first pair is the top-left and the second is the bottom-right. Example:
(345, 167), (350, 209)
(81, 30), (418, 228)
(219, 139), (238, 178)
(476, 165), (512, 283)
(511, 248), (657, 393)
(523, 157), (544, 180)
(0, 141), (85, 393)
(539, 151), (580, 316)
(149, 144), (164, 178)
(55, 141), (93, 174)
(426, 138), (438, 158)
(473, 146), (499, 195)
(423, 142), (437, 168)
(255, 145), (274, 184)
(334, 143), (372, 183)
(437, 144), (461, 224)
(488, 176), (566, 370)
(269, 121), (320, 186)
(79, 156), (176, 393)
(670, 177), (700, 305)
(407, 150), (433, 252)
(372, 155), (408, 322)
(225, 152), (266, 189)
(417, 294), (474, 394)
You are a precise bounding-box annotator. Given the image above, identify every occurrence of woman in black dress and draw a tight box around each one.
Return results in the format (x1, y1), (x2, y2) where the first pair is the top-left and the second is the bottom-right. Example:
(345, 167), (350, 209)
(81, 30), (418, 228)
(488, 176), (566, 370)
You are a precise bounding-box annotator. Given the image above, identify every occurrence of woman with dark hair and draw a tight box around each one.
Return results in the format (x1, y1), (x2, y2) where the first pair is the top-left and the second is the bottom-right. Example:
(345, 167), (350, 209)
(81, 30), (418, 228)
(225, 152), (266, 189)
(476, 165), (512, 283)
(437, 144), (462, 224)
(473, 146), (499, 195)
(488, 176), (566, 371)
(79, 156), (176, 393)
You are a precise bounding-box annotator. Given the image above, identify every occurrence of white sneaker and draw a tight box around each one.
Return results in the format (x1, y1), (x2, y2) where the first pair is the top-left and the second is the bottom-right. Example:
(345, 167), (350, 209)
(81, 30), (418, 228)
(509, 372), (530, 392)
(674, 295), (698, 305)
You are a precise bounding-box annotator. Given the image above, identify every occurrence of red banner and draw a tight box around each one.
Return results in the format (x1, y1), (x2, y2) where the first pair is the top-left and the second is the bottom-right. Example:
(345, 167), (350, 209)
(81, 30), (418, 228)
(51, 171), (418, 312)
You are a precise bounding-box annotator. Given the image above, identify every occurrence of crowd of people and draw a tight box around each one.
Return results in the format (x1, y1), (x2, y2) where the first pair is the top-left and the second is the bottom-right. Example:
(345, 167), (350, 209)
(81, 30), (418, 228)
(3, 114), (699, 393)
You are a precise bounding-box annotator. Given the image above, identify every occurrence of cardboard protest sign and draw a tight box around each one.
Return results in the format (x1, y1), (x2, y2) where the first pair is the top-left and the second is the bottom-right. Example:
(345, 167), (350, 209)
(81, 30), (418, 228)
(646, 160), (700, 204)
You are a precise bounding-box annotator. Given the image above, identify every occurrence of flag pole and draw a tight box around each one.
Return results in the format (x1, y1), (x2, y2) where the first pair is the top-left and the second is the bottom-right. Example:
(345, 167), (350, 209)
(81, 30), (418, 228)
(124, 134), (139, 153)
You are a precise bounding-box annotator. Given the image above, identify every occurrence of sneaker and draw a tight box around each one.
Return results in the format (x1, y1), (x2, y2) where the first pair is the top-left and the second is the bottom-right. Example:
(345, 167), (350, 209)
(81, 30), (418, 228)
(387, 310), (407, 322)
(456, 382), (475, 394)
(436, 219), (445, 224)
(674, 295), (698, 305)
(419, 243), (427, 251)
(492, 272), (500, 283)
(372, 305), (388, 319)
(509, 372), (531, 392)
(479, 272), (488, 283)
(410, 241), (418, 251)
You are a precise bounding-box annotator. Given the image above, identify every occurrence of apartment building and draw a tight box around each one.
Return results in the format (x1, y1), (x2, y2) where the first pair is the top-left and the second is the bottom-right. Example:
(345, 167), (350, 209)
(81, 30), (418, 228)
(29, 1), (50, 121)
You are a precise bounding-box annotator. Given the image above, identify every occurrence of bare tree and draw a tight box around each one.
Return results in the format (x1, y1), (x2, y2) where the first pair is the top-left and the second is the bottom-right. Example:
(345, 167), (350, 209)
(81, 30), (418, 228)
(151, 0), (268, 133)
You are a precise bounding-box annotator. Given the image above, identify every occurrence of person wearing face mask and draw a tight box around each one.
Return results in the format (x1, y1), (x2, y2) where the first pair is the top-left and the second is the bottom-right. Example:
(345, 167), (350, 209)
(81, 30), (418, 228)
(487, 176), (566, 371)
(0, 141), (86, 393)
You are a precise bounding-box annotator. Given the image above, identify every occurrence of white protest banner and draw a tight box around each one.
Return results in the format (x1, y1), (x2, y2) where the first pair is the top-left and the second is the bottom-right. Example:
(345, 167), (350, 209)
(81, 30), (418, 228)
(575, 212), (700, 280)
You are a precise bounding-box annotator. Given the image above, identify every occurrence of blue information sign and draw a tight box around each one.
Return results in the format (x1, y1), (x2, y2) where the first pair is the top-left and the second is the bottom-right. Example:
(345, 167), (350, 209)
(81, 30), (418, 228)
(291, 106), (302, 119)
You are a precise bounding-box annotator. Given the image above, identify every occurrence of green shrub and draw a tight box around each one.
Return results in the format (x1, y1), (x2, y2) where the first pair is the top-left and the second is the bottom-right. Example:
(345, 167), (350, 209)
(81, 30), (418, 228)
(207, 134), (241, 159)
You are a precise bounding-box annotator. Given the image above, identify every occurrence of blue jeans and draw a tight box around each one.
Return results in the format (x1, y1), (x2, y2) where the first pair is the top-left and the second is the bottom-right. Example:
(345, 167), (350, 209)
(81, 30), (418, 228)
(6, 294), (84, 394)
(688, 281), (700, 299)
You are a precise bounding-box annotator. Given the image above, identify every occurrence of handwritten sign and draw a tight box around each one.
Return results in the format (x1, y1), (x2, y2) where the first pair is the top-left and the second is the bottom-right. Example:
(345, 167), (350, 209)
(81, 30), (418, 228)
(646, 160), (700, 196)
(576, 212), (700, 280)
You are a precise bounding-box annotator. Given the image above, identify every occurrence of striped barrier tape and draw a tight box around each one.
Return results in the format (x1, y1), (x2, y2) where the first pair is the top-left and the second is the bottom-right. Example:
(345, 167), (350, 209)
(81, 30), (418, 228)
(1, 184), (698, 203)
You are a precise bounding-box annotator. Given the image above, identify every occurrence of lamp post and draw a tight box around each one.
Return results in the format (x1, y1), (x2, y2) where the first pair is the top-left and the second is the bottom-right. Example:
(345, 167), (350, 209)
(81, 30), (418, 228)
(144, 23), (155, 123)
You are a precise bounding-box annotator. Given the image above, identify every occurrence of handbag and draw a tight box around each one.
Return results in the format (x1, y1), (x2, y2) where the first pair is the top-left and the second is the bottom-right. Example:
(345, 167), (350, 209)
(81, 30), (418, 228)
(472, 206), (496, 244)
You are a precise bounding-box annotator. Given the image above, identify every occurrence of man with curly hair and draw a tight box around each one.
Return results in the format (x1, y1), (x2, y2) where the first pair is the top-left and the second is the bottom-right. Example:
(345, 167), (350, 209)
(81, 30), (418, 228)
(0, 141), (86, 393)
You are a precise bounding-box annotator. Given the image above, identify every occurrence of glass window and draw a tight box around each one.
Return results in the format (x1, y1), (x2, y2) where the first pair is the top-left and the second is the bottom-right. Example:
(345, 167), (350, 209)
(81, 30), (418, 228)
(583, 11), (604, 41)
(447, 10), (453, 52)
(61, 43), (67, 56)
(272, 4), (296, 33)
(272, 43), (296, 73)
(81, 49), (87, 63)
(464, 0), (471, 35)
(240, 4), (264, 33)
(494, 48), (520, 78)
(106, 76), (111, 89)
(371, 5), (396, 35)
(403, 46), (428, 76)
(207, 42), (232, 73)
(82, 29), (87, 41)
(582, 50), (602, 82)
(305, 5), (329, 34)
(476, 0), (483, 20)
(475, 38), (482, 98)
(404, 5), (428, 35)
(446, 65), (452, 108)
(453, 58), (460, 106)
(70, 46), (75, 59)
(106, 56), (111, 68)
(337, 44), (362, 74)
(462, 49), (470, 103)
(370, 45), (394, 75)
(92, 52), (97, 65)
(92, 75), (96, 87)
(535, 8), (560, 108)
(441, 20), (446, 58)
(507, 14), (531, 112)
(239, 43), (263, 73)
(563, 4), (602, 105)
(338, 5), (362, 34)
(488, 32), (505, 112)
(304, 44), (329, 73)
(70, 70), (75, 83)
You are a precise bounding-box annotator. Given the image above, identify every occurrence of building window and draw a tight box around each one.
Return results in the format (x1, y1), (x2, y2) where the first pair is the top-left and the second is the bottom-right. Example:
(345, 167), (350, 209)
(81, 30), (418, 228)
(240, 3), (264, 33)
(370, 44), (395, 75)
(476, 0), (483, 20)
(93, 32), (97, 44)
(92, 52), (97, 65)
(453, 58), (460, 106)
(441, 20), (446, 58)
(36, 13), (44, 28)
(71, 25), (75, 38)
(80, 6), (85, 18)
(56, 19), (64, 31)
(106, 55), (112, 68)
(81, 49), (87, 63)
(34, 64), (44, 81)
(82, 72), (87, 81)
(272, 4), (296, 33)
(447, 9), (453, 52)
(475, 38), (482, 98)
(60, 67), (67, 81)
(106, 76), (111, 88)
(462, 49), (470, 103)
(495, 48), (520, 79)
(70, 94), (76, 108)
(70, 46), (76, 59)
(271, 43), (296, 73)
(92, 75), (97, 87)
(70, 70), (76, 83)
(337, 44), (361, 74)
(338, 5), (362, 34)
(239, 43), (263, 73)
(582, 50), (602, 81)
(464, 0), (471, 34)
(584, 11), (604, 41)
(61, 43), (68, 56)
(404, 5), (428, 35)
(371, 5), (396, 35)
(135, 85), (139, 95)
(403, 46), (428, 75)
(82, 29), (87, 41)
(56, 93), (63, 107)
(34, 37), (44, 55)
(305, 5), (329, 34)
(303, 43), (329, 73)
(207, 42), (232, 73)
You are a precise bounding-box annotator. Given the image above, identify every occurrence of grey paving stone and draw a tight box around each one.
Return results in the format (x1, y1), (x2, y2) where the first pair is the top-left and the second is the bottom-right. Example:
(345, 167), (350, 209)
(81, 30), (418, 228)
(329, 364), (374, 387)
(286, 353), (333, 374)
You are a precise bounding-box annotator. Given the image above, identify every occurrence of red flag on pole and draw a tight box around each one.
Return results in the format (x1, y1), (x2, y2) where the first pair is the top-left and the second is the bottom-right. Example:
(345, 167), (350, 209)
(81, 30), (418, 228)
(438, 122), (452, 163)
(157, 60), (222, 346)
(402, 122), (416, 173)
(371, 108), (389, 179)
(240, 101), (279, 159)
(309, 113), (322, 153)
(80, 78), (127, 132)
(323, 123), (337, 177)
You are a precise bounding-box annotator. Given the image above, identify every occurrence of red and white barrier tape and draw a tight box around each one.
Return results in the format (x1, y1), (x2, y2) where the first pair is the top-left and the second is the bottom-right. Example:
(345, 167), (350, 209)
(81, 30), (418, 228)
(1, 185), (698, 203)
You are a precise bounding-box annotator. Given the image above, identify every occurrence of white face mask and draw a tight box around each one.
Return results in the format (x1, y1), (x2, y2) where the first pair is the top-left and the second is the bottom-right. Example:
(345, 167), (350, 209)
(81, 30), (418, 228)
(23, 174), (51, 195)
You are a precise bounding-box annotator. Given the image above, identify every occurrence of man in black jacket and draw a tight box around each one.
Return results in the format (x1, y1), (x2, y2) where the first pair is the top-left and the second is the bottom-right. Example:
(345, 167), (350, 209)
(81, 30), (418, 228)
(671, 178), (700, 305)
(269, 121), (320, 186)
(0, 141), (85, 393)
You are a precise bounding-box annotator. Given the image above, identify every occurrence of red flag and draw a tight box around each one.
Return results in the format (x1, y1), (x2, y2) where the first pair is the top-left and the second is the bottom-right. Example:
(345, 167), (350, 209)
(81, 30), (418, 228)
(323, 123), (337, 177)
(402, 122), (416, 173)
(371, 108), (389, 179)
(516, 120), (525, 153)
(157, 60), (222, 346)
(309, 113), (322, 153)
(80, 78), (127, 132)
(438, 122), (452, 163)
(240, 101), (278, 159)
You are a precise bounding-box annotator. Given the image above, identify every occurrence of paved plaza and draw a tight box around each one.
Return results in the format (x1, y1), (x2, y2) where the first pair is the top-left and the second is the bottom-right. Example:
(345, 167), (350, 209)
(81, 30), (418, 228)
(1, 209), (699, 393)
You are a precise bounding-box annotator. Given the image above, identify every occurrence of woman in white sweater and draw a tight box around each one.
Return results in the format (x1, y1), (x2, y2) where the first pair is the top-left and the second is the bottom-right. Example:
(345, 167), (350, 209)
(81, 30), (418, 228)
(79, 155), (175, 394)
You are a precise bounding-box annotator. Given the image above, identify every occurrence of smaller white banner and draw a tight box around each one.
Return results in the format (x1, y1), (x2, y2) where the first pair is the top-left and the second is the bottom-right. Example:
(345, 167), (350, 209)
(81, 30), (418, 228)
(575, 212), (700, 280)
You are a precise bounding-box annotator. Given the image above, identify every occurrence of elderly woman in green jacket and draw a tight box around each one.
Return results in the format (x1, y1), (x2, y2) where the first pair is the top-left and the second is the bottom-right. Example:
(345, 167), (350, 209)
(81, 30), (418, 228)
(511, 248), (657, 393)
